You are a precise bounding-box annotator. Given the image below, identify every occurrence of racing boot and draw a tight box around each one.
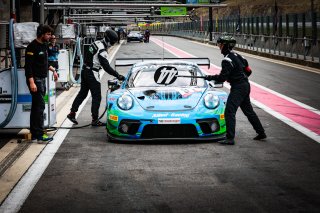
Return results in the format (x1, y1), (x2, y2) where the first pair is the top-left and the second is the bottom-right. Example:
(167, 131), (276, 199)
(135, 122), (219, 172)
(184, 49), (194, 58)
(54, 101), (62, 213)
(67, 112), (78, 125)
(219, 138), (235, 145)
(253, 133), (267, 140)
(91, 119), (106, 127)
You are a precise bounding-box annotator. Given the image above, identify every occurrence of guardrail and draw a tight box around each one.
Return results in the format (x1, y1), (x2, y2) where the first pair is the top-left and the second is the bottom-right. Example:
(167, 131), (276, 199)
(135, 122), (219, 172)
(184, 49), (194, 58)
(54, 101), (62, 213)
(215, 33), (320, 63)
(153, 30), (320, 67)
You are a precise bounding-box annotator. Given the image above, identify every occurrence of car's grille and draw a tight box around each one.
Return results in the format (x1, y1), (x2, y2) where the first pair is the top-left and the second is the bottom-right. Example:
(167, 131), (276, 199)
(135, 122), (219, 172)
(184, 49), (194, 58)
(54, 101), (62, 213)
(141, 124), (198, 138)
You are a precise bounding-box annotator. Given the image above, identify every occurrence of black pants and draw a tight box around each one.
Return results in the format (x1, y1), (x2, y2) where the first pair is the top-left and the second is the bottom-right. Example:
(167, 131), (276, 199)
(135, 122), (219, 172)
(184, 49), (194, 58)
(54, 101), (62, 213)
(71, 67), (101, 120)
(225, 81), (265, 139)
(145, 35), (150, 42)
(28, 78), (46, 138)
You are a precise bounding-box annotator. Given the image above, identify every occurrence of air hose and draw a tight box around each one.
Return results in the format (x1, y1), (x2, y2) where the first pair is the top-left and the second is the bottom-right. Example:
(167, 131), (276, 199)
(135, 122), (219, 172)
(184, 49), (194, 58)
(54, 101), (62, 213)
(46, 100), (108, 131)
(69, 36), (83, 84)
(0, 19), (18, 128)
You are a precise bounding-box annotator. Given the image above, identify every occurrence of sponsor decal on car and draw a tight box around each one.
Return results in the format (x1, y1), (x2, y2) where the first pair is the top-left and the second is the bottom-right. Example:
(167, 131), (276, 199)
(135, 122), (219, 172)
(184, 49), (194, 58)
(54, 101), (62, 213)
(152, 113), (169, 118)
(152, 113), (190, 118)
(170, 113), (190, 118)
(109, 114), (118, 121)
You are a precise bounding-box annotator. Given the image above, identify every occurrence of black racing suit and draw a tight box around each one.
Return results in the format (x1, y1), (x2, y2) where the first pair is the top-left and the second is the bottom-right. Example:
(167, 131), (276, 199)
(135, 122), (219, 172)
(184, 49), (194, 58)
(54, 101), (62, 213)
(70, 39), (122, 121)
(206, 50), (265, 140)
(144, 30), (150, 42)
(25, 39), (49, 138)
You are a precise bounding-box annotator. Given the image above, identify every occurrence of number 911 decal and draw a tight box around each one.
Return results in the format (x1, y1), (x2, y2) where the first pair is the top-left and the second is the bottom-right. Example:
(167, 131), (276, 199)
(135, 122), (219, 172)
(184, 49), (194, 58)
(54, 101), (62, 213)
(154, 66), (178, 85)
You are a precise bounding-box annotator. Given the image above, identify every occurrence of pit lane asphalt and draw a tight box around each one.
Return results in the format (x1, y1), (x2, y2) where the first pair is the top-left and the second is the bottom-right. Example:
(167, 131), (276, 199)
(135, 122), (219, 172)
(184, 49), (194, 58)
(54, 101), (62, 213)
(16, 37), (320, 213)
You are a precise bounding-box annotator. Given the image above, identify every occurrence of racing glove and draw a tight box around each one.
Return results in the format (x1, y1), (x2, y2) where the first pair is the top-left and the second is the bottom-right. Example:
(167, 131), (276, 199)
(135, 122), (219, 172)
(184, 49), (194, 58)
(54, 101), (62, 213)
(117, 74), (125, 81)
(204, 75), (216, 81)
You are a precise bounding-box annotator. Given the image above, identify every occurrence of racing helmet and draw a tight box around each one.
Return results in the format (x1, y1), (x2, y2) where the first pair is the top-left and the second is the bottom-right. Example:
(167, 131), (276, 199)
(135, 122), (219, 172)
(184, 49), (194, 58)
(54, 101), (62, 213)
(217, 36), (236, 50)
(104, 29), (118, 45)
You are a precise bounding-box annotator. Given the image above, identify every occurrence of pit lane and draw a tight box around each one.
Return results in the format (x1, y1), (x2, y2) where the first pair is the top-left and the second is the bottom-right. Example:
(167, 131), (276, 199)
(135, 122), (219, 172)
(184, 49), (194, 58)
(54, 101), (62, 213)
(1, 36), (320, 212)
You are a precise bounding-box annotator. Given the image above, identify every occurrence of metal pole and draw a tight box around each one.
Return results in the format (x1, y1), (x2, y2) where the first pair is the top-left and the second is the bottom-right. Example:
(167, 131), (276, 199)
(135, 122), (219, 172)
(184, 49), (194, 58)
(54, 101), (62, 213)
(40, 0), (44, 24)
(10, 0), (16, 20)
(208, 7), (213, 42)
(311, 0), (317, 45)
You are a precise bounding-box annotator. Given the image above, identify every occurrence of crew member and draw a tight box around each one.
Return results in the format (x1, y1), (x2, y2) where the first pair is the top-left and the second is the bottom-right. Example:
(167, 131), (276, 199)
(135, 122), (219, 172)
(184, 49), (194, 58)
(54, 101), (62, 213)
(144, 29), (150, 43)
(25, 25), (58, 143)
(48, 34), (59, 73)
(67, 29), (125, 126)
(205, 36), (266, 145)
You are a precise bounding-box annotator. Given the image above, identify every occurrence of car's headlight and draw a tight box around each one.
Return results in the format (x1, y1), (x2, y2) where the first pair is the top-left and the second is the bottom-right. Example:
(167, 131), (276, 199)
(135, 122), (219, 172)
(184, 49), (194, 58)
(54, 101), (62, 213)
(117, 95), (133, 110)
(203, 93), (219, 109)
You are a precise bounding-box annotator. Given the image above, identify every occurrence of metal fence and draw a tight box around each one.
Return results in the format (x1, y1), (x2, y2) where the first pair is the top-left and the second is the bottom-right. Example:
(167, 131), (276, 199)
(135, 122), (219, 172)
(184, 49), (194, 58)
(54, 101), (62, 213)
(150, 12), (320, 65)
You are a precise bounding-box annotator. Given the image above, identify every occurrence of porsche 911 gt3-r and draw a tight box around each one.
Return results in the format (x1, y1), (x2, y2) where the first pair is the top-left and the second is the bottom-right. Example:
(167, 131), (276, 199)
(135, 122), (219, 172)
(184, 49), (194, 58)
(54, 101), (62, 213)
(106, 58), (227, 142)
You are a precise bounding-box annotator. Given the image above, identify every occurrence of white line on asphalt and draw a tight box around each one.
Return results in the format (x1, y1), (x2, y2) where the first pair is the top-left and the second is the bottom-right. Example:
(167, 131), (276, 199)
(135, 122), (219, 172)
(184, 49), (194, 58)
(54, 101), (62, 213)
(251, 98), (320, 143)
(250, 81), (320, 116)
(0, 42), (122, 213)
(0, 99), (89, 213)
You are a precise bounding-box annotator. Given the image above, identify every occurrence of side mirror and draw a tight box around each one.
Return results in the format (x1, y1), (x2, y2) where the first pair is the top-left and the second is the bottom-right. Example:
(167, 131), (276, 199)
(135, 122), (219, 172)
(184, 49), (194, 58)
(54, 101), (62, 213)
(108, 79), (120, 92)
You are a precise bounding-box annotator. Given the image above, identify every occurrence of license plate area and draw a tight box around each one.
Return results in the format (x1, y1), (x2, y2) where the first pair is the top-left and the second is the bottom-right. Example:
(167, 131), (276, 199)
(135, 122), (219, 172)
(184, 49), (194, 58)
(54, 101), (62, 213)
(158, 118), (181, 124)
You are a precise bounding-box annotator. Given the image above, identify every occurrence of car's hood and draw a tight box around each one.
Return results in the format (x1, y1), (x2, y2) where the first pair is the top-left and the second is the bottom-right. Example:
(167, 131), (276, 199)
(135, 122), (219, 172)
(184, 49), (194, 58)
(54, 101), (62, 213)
(128, 87), (206, 111)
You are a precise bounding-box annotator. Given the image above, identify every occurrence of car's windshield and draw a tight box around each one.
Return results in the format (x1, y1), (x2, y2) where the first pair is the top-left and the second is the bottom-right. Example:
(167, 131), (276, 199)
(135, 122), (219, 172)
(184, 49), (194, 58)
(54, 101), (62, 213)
(129, 31), (141, 35)
(126, 64), (206, 88)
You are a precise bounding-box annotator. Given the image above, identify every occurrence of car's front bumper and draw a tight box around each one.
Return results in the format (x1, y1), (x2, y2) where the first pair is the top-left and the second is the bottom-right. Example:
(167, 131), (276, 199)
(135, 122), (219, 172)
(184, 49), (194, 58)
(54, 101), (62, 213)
(107, 129), (226, 142)
(106, 113), (226, 142)
(127, 37), (143, 41)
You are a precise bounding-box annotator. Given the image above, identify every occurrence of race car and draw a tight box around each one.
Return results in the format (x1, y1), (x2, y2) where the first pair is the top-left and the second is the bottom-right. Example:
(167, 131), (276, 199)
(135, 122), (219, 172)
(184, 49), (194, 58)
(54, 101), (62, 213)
(106, 58), (227, 142)
(126, 31), (144, 42)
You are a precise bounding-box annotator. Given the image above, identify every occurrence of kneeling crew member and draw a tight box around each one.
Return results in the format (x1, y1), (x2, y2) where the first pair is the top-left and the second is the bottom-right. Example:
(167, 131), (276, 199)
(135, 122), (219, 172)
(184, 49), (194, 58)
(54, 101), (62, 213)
(67, 29), (125, 126)
(205, 36), (266, 145)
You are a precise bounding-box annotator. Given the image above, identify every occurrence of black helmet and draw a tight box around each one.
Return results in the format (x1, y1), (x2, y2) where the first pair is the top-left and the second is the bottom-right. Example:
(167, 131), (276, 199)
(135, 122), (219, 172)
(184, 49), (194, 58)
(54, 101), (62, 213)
(217, 36), (236, 49)
(104, 29), (118, 45)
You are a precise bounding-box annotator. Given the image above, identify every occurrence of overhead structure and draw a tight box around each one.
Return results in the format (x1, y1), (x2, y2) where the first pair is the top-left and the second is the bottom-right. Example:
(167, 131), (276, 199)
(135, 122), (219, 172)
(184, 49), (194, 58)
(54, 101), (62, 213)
(44, 2), (227, 10)
(66, 15), (189, 20)
(42, 1), (227, 39)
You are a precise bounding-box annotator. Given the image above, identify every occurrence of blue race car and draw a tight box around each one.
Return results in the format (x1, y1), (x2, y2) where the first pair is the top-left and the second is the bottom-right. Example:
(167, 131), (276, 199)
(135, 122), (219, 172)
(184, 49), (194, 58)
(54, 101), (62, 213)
(106, 58), (227, 142)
